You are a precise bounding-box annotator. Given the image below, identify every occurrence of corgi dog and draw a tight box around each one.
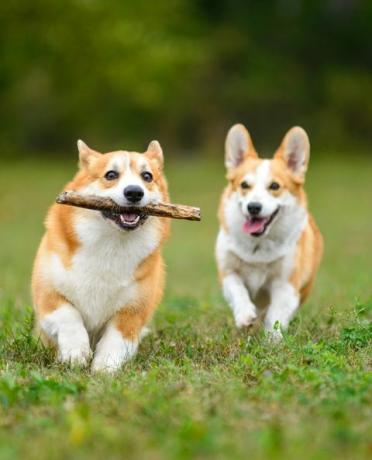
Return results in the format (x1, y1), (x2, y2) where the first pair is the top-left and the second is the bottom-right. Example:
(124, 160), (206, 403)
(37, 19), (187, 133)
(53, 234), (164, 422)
(32, 140), (169, 372)
(216, 124), (323, 339)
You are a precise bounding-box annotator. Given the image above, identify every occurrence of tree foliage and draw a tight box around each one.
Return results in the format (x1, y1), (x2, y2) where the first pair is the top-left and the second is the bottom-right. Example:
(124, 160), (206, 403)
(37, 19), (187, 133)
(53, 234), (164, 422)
(1, 0), (371, 154)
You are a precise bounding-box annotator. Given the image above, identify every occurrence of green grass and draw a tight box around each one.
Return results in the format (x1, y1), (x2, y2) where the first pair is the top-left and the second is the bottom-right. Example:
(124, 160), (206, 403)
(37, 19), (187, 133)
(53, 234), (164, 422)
(0, 153), (371, 460)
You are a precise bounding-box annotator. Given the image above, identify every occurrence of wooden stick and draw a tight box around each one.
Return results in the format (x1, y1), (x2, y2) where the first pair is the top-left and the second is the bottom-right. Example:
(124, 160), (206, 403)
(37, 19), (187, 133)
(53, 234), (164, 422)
(56, 191), (201, 221)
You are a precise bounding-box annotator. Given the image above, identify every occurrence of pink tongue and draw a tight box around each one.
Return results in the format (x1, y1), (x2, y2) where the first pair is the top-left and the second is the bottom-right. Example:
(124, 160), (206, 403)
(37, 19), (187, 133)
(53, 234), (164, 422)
(243, 218), (268, 234)
(121, 213), (137, 223)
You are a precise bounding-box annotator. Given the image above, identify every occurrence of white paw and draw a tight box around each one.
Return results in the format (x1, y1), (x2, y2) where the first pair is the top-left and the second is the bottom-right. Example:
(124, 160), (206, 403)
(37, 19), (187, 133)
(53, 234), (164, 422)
(91, 343), (136, 373)
(91, 353), (125, 374)
(265, 328), (283, 343)
(58, 342), (91, 366)
(235, 309), (258, 329)
(91, 327), (138, 374)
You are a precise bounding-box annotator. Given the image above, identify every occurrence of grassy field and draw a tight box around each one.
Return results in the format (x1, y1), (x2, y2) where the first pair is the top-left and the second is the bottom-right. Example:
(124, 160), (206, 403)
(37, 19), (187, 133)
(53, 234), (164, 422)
(0, 152), (371, 460)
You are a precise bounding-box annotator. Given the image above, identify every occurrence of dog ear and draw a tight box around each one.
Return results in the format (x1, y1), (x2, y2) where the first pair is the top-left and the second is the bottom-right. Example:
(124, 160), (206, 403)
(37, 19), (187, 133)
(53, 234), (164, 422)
(274, 126), (310, 184)
(275, 127), (310, 183)
(274, 126), (310, 183)
(77, 140), (101, 169)
(225, 124), (257, 170)
(146, 140), (164, 167)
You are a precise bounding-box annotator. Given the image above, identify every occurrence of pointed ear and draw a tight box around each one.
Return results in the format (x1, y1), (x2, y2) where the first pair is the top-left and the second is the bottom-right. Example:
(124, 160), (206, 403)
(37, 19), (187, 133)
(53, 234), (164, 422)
(275, 127), (310, 183)
(146, 140), (163, 167)
(225, 124), (257, 171)
(77, 140), (101, 169)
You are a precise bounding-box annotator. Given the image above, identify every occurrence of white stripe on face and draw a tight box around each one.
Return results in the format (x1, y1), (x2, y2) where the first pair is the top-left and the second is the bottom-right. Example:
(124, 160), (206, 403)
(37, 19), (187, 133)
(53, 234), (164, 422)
(105, 153), (145, 206)
(249, 160), (271, 199)
(240, 160), (270, 199)
(99, 153), (161, 206)
(80, 152), (162, 207)
(239, 160), (278, 217)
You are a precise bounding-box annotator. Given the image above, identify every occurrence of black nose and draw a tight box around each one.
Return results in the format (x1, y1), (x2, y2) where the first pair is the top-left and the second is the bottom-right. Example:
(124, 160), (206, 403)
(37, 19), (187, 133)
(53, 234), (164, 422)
(124, 185), (144, 203)
(247, 202), (262, 216)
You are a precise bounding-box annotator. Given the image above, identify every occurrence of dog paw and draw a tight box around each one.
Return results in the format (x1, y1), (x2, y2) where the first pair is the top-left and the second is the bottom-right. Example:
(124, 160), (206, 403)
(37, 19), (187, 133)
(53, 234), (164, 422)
(91, 353), (124, 374)
(91, 341), (137, 374)
(91, 329), (138, 374)
(265, 328), (283, 343)
(235, 310), (258, 329)
(58, 343), (91, 367)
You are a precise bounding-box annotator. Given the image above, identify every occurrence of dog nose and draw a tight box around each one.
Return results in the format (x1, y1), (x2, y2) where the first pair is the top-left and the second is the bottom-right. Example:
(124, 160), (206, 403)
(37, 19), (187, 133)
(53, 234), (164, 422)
(124, 185), (144, 203)
(247, 202), (262, 216)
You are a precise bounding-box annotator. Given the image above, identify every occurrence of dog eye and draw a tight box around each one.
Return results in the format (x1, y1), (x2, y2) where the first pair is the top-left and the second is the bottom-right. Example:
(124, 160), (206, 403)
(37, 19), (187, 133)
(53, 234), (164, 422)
(241, 181), (250, 189)
(141, 171), (153, 182)
(269, 181), (280, 191)
(104, 170), (119, 181)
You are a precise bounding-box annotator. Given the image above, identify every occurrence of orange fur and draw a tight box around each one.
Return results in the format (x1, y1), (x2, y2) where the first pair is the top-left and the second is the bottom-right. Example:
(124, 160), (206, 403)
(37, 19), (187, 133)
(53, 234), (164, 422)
(290, 214), (323, 302)
(115, 249), (165, 341)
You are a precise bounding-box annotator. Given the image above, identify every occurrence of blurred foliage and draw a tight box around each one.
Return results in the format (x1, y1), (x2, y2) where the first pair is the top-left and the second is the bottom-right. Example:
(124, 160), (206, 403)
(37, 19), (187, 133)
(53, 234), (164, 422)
(1, 0), (372, 155)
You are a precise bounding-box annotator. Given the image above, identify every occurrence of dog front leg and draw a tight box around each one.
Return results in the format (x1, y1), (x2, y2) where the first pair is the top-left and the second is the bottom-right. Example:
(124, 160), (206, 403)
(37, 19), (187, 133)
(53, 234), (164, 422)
(222, 273), (257, 328)
(40, 303), (91, 366)
(264, 281), (299, 340)
(92, 307), (147, 373)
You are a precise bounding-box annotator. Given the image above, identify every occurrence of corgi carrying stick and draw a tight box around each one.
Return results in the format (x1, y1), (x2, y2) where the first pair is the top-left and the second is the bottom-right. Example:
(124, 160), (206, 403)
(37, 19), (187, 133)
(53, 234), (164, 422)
(32, 140), (172, 372)
(216, 124), (323, 340)
(56, 191), (201, 221)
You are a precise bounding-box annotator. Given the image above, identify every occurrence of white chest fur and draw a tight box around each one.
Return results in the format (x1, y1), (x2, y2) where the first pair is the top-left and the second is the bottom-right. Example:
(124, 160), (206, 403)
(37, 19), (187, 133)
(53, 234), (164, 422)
(46, 212), (160, 332)
(216, 197), (307, 299)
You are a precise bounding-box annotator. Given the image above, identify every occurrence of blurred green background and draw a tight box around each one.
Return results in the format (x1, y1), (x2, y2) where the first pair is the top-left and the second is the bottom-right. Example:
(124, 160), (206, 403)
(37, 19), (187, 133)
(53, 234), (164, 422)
(1, 0), (372, 156)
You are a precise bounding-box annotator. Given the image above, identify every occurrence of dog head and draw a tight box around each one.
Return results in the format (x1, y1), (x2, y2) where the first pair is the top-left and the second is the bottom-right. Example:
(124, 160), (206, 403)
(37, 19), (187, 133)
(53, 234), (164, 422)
(71, 140), (168, 231)
(223, 124), (309, 237)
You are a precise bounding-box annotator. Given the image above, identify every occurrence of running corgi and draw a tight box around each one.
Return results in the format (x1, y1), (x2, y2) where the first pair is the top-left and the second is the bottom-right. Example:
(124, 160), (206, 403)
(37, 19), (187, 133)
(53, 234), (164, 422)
(216, 124), (323, 339)
(32, 140), (169, 372)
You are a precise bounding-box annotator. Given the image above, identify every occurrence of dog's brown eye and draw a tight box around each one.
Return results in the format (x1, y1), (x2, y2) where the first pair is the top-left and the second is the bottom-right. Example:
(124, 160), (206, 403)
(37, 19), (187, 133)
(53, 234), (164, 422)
(104, 170), (119, 181)
(241, 181), (250, 189)
(141, 171), (153, 182)
(269, 181), (280, 191)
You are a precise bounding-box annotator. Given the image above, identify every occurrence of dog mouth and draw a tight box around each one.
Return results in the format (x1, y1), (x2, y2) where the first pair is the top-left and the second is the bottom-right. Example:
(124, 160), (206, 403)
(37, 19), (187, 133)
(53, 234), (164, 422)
(243, 208), (279, 237)
(101, 211), (148, 231)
